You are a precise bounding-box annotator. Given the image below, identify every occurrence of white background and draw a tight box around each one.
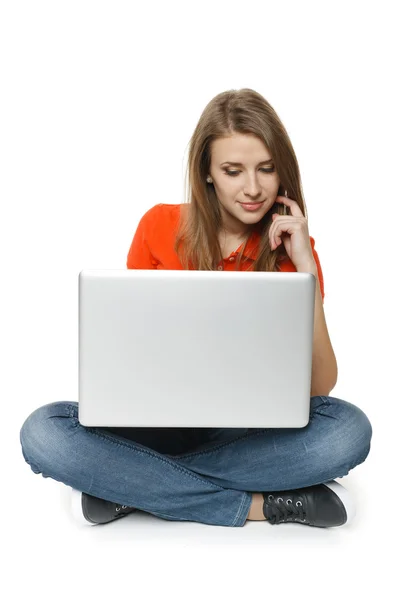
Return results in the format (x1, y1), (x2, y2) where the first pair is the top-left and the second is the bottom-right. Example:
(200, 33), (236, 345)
(1, 0), (398, 597)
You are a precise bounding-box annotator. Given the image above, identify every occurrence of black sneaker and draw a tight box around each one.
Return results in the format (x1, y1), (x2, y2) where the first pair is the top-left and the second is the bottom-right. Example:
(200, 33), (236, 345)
(71, 487), (138, 525)
(262, 480), (356, 527)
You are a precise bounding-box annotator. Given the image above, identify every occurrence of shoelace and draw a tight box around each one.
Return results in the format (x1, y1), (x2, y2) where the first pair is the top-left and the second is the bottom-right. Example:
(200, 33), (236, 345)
(263, 493), (307, 524)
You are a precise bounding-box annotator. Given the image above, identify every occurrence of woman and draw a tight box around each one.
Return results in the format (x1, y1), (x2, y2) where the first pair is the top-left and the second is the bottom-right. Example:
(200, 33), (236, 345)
(20, 88), (372, 528)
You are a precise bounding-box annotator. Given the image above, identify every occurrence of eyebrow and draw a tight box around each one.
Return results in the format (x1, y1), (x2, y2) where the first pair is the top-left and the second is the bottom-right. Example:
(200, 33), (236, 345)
(220, 159), (274, 167)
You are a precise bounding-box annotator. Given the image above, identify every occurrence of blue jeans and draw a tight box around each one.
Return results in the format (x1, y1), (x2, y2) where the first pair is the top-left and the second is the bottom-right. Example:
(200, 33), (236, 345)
(19, 395), (372, 527)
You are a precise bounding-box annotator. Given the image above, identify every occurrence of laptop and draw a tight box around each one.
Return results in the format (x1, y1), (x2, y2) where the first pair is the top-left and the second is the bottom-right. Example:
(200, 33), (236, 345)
(78, 269), (316, 428)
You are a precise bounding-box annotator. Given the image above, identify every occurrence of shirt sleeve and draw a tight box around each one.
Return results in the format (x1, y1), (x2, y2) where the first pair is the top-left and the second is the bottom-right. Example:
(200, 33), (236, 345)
(126, 211), (159, 269)
(309, 236), (325, 303)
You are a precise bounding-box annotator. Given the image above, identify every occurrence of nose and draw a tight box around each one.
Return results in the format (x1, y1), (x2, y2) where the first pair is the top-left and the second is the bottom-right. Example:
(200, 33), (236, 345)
(243, 173), (262, 198)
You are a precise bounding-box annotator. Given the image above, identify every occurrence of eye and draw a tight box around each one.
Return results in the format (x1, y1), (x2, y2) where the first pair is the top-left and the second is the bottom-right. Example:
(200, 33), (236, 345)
(225, 168), (275, 176)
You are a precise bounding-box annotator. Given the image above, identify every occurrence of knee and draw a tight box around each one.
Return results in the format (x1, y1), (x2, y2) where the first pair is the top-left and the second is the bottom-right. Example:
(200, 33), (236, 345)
(325, 396), (373, 468)
(20, 401), (78, 473)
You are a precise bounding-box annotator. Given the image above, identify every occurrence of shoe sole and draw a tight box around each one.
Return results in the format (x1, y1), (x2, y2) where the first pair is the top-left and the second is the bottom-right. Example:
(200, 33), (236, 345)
(322, 480), (356, 525)
(70, 487), (97, 526)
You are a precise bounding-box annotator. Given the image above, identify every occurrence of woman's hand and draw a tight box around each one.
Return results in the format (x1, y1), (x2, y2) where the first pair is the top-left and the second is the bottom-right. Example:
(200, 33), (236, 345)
(270, 195), (317, 272)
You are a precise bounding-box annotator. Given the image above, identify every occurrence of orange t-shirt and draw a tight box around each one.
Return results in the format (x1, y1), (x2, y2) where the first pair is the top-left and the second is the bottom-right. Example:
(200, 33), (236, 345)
(126, 203), (325, 302)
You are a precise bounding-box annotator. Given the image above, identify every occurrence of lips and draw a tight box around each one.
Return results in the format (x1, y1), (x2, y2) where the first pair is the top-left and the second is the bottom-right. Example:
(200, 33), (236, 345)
(240, 201), (265, 208)
(240, 201), (264, 205)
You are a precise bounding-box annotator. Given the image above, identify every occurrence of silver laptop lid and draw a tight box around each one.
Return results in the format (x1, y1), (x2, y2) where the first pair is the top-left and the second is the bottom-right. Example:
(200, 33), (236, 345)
(78, 269), (316, 428)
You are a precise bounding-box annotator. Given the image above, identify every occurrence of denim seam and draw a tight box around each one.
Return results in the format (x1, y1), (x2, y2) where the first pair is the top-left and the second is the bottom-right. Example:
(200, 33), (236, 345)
(82, 426), (229, 491)
(318, 395), (330, 405)
(230, 491), (251, 527)
(68, 405), (78, 419)
(311, 407), (339, 421)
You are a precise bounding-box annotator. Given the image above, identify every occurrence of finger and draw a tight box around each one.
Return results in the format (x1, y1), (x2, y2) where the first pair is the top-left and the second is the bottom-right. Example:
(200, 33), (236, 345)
(269, 220), (276, 248)
(270, 222), (281, 249)
(270, 216), (293, 248)
(276, 195), (303, 217)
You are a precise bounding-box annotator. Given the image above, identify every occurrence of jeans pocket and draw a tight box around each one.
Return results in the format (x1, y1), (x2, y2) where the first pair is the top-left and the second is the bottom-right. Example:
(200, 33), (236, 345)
(309, 395), (331, 419)
(313, 395), (331, 405)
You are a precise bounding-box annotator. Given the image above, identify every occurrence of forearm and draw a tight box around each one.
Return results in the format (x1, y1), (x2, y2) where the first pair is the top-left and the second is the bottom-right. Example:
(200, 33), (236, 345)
(297, 262), (338, 397)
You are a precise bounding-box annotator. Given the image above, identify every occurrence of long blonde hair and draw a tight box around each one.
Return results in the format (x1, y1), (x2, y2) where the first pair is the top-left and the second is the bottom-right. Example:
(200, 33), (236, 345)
(174, 88), (308, 271)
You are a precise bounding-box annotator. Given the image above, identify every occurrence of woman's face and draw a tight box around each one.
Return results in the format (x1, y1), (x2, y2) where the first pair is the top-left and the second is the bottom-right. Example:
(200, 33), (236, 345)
(208, 133), (281, 236)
